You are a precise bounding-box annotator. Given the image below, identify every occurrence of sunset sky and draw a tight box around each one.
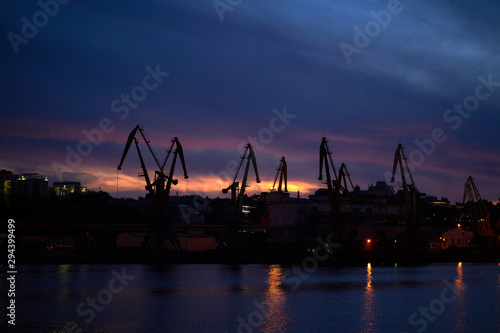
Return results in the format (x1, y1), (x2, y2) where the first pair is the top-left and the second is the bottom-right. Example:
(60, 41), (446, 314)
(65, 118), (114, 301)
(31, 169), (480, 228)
(1, 0), (500, 203)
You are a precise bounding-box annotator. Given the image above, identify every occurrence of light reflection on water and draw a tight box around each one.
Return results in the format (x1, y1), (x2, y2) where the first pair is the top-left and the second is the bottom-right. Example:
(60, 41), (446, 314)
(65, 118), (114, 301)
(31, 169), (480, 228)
(5, 263), (500, 332)
(260, 265), (290, 333)
(359, 263), (376, 332)
(56, 264), (71, 301)
(451, 262), (467, 332)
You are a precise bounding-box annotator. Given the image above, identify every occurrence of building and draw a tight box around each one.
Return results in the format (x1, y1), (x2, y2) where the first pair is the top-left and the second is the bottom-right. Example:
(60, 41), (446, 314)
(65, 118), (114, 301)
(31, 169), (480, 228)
(266, 182), (409, 251)
(10, 173), (49, 199)
(442, 227), (474, 248)
(53, 181), (87, 197)
(367, 181), (395, 197)
(1, 170), (51, 203)
(0, 170), (16, 204)
(424, 196), (451, 207)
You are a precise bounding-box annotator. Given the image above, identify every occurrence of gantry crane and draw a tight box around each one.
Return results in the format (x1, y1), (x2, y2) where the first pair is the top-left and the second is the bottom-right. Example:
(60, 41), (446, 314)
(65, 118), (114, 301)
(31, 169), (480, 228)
(318, 137), (341, 241)
(390, 143), (422, 226)
(117, 125), (188, 253)
(463, 176), (493, 237)
(270, 156), (287, 193)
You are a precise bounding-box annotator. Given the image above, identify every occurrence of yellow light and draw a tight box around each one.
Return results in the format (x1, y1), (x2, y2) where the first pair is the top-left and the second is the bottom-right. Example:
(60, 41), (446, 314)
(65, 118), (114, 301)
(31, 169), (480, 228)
(367, 239), (371, 243)
(458, 262), (462, 267)
(367, 263), (371, 269)
(457, 224), (461, 228)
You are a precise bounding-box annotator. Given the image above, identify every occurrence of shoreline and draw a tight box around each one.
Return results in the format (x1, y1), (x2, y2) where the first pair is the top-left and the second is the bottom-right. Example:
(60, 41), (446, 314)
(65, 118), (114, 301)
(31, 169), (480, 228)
(13, 249), (500, 266)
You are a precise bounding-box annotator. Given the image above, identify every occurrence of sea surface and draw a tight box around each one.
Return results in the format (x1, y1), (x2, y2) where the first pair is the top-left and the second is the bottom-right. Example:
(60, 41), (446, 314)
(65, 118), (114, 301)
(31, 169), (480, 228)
(1, 262), (500, 332)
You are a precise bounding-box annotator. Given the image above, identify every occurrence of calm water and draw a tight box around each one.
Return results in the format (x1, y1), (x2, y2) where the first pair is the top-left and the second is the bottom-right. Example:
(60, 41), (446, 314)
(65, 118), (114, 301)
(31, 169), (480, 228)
(1, 262), (500, 332)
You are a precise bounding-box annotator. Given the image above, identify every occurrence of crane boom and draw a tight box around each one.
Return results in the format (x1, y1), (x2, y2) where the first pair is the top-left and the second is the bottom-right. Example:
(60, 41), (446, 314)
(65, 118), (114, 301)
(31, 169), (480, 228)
(164, 137), (189, 197)
(271, 156), (287, 193)
(137, 127), (162, 170)
(318, 137), (341, 241)
(134, 137), (154, 196)
(117, 125), (140, 171)
(338, 163), (354, 198)
(390, 143), (421, 225)
(319, 137), (338, 182)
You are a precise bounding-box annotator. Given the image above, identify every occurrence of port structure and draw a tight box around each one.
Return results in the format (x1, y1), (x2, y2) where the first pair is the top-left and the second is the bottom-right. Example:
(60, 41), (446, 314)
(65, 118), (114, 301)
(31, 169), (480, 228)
(117, 124), (188, 254)
(390, 143), (423, 226)
(221, 143), (260, 247)
(270, 156), (287, 193)
(318, 137), (343, 242)
(463, 176), (493, 237)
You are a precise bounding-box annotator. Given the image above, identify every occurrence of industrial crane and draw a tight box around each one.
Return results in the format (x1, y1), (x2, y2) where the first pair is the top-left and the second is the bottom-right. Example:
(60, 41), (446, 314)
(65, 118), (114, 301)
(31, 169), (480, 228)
(338, 163), (355, 199)
(318, 137), (341, 241)
(220, 143), (260, 248)
(222, 143), (260, 215)
(270, 156), (287, 193)
(117, 125), (188, 252)
(463, 176), (493, 237)
(390, 143), (422, 225)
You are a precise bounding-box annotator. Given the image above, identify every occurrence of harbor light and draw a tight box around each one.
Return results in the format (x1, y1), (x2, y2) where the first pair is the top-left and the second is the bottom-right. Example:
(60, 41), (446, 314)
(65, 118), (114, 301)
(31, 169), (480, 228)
(365, 239), (373, 251)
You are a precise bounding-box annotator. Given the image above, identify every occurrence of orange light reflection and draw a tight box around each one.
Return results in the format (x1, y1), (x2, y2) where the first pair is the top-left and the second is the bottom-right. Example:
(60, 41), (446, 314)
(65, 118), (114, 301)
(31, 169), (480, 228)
(452, 261), (466, 331)
(360, 263), (376, 331)
(260, 265), (289, 333)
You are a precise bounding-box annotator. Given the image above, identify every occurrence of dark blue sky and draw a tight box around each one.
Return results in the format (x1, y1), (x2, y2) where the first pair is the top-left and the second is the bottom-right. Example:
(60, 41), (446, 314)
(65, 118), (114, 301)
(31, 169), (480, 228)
(1, 0), (500, 202)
